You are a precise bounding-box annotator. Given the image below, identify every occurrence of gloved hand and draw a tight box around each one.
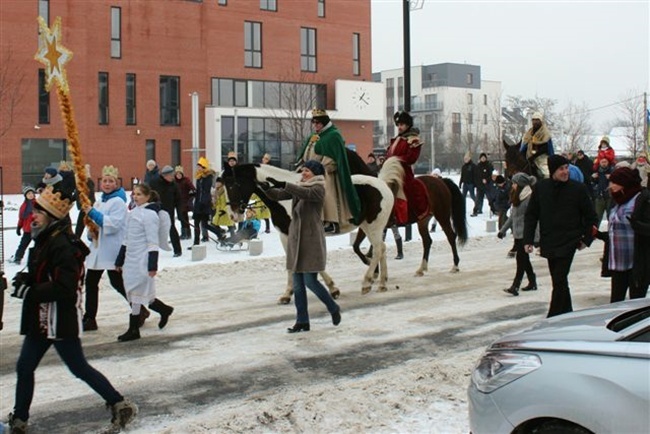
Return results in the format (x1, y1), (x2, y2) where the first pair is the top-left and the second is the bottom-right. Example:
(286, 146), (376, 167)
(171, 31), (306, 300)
(266, 177), (286, 189)
(16, 226), (21, 236)
(11, 272), (32, 300)
(497, 231), (505, 239)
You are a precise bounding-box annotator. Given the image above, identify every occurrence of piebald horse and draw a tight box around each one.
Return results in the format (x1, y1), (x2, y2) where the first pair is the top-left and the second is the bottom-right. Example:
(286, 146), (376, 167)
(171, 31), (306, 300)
(221, 162), (394, 304)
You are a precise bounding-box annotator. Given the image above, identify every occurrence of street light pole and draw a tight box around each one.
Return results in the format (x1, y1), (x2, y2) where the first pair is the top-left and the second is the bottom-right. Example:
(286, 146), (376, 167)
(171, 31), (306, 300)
(403, 0), (412, 241)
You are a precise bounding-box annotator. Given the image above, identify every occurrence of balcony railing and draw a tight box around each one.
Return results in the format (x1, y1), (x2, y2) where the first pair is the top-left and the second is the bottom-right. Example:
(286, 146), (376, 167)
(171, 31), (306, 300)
(410, 101), (443, 112)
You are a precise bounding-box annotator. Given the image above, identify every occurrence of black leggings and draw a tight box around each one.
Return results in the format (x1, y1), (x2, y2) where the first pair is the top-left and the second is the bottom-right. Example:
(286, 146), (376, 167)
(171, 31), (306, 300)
(513, 239), (534, 284)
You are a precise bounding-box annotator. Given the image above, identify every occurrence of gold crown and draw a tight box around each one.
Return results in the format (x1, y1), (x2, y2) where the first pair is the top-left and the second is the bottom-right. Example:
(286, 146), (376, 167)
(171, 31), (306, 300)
(227, 152), (237, 159)
(312, 108), (328, 117)
(102, 165), (119, 179)
(174, 165), (184, 173)
(36, 185), (73, 219)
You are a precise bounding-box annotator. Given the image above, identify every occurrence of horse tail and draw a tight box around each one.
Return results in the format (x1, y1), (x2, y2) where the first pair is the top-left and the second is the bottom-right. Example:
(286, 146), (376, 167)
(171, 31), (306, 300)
(443, 178), (468, 246)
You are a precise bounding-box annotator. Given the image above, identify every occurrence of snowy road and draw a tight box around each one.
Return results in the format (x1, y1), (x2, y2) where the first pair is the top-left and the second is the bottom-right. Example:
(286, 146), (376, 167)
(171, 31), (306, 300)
(0, 234), (610, 433)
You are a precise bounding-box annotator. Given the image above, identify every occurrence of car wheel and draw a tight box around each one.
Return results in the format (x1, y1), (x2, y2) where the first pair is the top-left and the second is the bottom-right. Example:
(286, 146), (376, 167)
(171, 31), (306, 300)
(533, 420), (592, 434)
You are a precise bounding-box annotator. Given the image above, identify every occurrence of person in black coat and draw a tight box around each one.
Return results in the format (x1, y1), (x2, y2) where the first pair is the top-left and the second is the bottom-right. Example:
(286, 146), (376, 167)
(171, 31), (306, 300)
(472, 152), (494, 216)
(524, 155), (598, 317)
(574, 150), (593, 189)
(459, 153), (477, 208)
(7, 184), (137, 432)
(149, 166), (183, 257)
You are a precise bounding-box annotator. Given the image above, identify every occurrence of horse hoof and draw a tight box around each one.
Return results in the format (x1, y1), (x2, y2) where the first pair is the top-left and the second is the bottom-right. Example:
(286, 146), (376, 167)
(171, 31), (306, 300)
(415, 271), (424, 277)
(450, 266), (459, 273)
(361, 287), (371, 295)
(378, 286), (388, 292)
(278, 297), (291, 305)
(330, 289), (340, 300)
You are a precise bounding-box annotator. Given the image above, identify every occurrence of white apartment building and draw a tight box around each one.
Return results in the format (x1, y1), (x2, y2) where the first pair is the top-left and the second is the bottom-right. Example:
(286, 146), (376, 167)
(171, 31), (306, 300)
(373, 63), (502, 171)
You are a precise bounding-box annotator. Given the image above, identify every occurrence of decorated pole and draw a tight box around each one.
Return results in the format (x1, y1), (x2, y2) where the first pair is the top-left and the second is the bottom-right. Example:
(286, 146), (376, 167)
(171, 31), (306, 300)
(34, 16), (99, 241)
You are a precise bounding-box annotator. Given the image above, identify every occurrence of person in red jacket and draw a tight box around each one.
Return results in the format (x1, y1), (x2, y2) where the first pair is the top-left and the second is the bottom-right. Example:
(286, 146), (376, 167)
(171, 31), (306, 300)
(592, 135), (616, 171)
(386, 111), (429, 224)
(10, 186), (37, 265)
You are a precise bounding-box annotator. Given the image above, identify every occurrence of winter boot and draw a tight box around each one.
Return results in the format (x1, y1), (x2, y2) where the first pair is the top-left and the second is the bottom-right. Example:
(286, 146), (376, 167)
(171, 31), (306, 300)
(521, 273), (537, 291)
(503, 279), (521, 296)
(83, 316), (98, 331)
(117, 315), (141, 342)
(7, 413), (28, 434)
(149, 299), (174, 329)
(137, 305), (151, 327)
(394, 238), (404, 260)
(109, 399), (138, 429)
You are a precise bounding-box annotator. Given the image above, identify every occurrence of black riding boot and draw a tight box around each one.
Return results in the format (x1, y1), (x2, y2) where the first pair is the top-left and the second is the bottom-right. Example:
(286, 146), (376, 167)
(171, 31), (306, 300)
(395, 238), (404, 260)
(118, 315), (141, 342)
(521, 273), (537, 291)
(149, 298), (174, 329)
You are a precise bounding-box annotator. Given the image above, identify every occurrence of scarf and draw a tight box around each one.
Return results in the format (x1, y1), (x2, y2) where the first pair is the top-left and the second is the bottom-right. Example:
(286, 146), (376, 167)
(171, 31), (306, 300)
(522, 124), (552, 159)
(611, 185), (642, 205)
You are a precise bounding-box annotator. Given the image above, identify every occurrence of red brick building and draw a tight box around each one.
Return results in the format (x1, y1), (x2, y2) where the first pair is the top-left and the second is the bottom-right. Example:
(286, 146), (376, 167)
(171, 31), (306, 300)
(0, 0), (381, 193)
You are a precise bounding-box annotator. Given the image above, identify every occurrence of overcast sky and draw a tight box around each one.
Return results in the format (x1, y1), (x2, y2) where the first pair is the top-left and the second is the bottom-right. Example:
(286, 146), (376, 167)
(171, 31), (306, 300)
(371, 0), (649, 130)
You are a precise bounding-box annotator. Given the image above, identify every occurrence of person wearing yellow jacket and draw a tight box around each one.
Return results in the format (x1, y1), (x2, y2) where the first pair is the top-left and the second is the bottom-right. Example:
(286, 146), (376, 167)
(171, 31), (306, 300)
(208, 177), (235, 241)
(250, 193), (271, 233)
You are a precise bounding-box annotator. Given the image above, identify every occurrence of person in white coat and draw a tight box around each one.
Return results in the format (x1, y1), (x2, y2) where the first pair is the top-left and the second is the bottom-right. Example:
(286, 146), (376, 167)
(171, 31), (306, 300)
(115, 184), (174, 342)
(82, 165), (149, 331)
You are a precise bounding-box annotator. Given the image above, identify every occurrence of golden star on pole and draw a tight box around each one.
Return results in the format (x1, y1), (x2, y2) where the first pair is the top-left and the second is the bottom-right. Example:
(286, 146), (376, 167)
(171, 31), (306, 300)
(35, 16), (73, 93)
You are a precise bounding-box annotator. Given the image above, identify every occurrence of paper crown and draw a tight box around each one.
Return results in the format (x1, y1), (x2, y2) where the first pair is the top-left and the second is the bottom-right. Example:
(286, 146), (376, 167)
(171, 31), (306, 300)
(175, 165), (184, 173)
(36, 185), (73, 219)
(198, 156), (211, 167)
(226, 152), (237, 161)
(312, 108), (328, 117)
(102, 165), (119, 179)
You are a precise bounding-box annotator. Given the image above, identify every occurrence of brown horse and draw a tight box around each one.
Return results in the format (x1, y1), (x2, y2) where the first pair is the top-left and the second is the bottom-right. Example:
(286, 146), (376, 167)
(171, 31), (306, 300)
(357, 157), (468, 275)
(503, 139), (545, 179)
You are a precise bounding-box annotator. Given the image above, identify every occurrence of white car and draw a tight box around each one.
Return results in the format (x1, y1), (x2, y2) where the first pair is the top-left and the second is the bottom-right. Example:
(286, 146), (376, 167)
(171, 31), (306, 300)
(468, 298), (650, 434)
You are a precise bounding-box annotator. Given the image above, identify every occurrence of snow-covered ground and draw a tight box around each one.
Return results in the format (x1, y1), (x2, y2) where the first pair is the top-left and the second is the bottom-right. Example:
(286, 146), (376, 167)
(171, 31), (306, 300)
(0, 176), (613, 433)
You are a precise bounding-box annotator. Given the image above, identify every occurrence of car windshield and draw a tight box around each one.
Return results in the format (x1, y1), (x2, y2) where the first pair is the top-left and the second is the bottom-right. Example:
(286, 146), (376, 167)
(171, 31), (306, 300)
(608, 306), (650, 333)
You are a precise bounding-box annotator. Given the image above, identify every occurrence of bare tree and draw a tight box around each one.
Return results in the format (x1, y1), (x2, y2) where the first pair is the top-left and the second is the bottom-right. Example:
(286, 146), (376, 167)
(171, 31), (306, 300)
(560, 102), (592, 153)
(504, 94), (559, 132)
(0, 47), (28, 140)
(264, 70), (322, 166)
(615, 90), (645, 158)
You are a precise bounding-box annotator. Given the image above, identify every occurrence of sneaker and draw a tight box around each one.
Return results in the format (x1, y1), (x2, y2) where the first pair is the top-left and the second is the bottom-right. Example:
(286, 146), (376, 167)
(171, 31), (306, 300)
(173, 252), (182, 257)
(7, 413), (28, 434)
(109, 399), (138, 429)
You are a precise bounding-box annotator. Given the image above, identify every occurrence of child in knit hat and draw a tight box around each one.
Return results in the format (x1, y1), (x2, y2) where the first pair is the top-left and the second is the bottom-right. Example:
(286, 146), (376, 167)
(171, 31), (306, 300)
(592, 135), (616, 172)
(10, 187), (37, 264)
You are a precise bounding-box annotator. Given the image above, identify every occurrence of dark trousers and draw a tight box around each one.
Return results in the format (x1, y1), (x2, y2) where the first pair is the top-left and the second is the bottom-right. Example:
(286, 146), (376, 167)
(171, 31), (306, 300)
(13, 232), (32, 261)
(84, 269), (127, 320)
(293, 272), (339, 324)
(474, 187), (487, 214)
(178, 210), (190, 233)
(166, 213), (182, 254)
(546, 253), (576, 317)
(513, 239), (534, 284)
(193, 214), (210, 244)
(14, 335), (123, 421)
(610, 269), (649, 303)
(462, 183), (476, 201)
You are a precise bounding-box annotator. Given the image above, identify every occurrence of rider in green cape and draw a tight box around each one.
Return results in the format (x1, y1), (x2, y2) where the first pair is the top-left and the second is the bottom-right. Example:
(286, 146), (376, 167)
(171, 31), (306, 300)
(296, 109), (361, 233)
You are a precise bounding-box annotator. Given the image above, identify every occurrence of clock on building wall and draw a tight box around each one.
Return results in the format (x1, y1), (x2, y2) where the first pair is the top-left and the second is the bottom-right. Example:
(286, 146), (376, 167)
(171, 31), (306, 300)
(351, 84), (372, 110)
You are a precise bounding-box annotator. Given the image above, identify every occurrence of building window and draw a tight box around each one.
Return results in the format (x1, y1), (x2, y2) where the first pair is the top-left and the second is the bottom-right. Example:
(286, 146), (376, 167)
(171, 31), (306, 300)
(218, 0), (227, 4)
(397, 76), (404, 107)
(452, 112), (461, 135)
(468, 113), (473, 125)
(483, 114), (488, 125)
(352, 33), (360, 76)
(467, 93), (473, 105)
(171, 139), (181, 166)
(98, 72), (109, 125)
(146, 139), (156, 161)
(466, 73), (473, 85)
(260, 0), (277, 11)
(38, 69), (50, 124)
(38, 0), (49, 25)
(126, 73), (136, 125)
(244, 21), (262, 68)
(212, 78), (248, 107)
(483, 94), (488, 105)
(111, 7), (121, 59)
(160, 76), (180, 126)
(301, 27), (317, 72)
(318, 0), (325, 17)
